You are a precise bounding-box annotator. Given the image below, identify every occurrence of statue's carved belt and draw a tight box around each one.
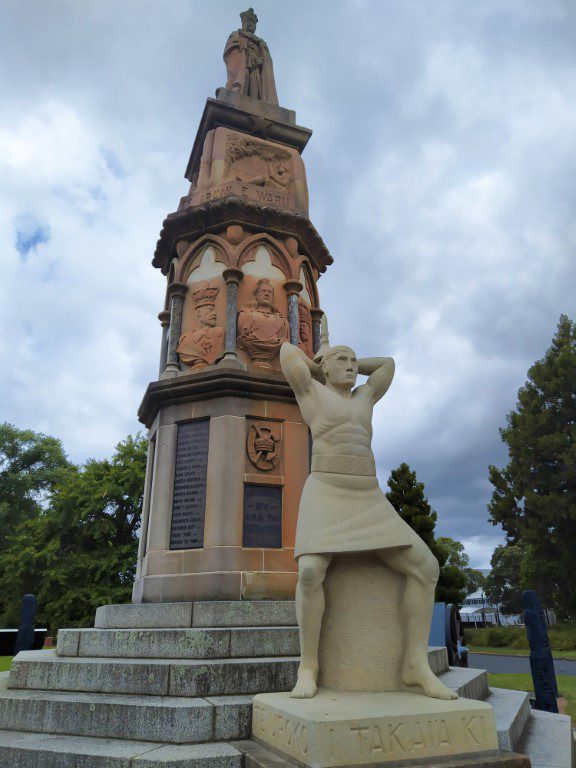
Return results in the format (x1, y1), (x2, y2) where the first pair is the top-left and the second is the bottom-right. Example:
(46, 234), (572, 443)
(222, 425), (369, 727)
(311, 455), (376, 476)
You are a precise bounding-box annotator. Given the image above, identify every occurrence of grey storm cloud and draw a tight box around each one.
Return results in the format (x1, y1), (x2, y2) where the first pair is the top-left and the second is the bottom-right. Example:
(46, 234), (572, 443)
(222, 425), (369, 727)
(1, 0), (575, 566)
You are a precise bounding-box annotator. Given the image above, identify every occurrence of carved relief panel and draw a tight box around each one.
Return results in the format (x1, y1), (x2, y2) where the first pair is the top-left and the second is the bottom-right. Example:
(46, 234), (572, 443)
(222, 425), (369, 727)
(246, 421), (281, 471)
(178, 246), (227, 371)
(188, 127), (309, 215)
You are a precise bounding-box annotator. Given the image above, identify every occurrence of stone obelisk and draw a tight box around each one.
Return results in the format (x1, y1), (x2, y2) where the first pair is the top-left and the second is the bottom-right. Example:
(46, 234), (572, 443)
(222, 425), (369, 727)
(132, 7), (331, 604)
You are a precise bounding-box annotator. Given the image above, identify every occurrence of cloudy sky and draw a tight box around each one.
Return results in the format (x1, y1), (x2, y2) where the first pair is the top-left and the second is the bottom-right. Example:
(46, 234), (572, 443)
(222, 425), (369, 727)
(2, 0), (575, 567)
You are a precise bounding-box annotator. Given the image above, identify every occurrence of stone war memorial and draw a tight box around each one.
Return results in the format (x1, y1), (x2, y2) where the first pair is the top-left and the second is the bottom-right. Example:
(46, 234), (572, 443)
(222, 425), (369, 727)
(0, 8), (573, 768)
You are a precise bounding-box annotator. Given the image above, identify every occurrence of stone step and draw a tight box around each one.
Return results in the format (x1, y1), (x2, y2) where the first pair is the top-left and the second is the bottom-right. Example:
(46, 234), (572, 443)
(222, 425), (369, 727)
(0, 687), (253, 743)
(57, 626), (300, 660)
(437, 665), (489, 700)
(517, 708), (575, 768)
(9, 650), (299, 697)
(428, 645), (449, 674)
(0, 730), (242, 768)
(486, 687), (531, 752)
(94, 601), (297, 629)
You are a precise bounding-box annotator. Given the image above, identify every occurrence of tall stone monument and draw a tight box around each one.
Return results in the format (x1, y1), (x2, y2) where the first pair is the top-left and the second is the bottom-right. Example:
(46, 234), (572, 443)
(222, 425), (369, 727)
(0, 10), (565, 767)
(132, 7), (330, 604)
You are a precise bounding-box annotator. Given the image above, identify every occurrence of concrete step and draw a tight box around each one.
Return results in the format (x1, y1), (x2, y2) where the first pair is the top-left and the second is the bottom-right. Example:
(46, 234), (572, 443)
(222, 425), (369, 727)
(428, 645), (449, 674)
(9, 650), (298, 697)
(485, 687), (531, 752)
(94, 601), (297, 629)
(0, 730), (242, 768)
(517, 708), (575, 768)
(437, 665), (489, 700)
(0, 688), (253, 744)
(57, 626), (300, 660)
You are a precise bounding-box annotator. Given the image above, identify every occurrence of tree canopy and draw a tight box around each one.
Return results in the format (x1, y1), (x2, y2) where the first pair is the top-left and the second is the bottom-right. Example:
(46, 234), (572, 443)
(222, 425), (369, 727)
(387, 463), (468, 605)
(0, 423), (69, 552)
(0, 431), (146, 634)
(488, 315), (576, 619)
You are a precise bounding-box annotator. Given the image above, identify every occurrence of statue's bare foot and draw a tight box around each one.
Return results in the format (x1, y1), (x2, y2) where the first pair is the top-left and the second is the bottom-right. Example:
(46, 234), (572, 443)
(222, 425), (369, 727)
(290, 667), (317, 699)
(403, 663), (458, 700)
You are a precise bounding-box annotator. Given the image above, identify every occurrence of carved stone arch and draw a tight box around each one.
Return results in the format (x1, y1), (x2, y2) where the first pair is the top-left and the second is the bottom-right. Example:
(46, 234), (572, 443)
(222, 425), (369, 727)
(296, 257), (319, 307)
(177, 235), (231, 283)
(236, 234), (293, 281)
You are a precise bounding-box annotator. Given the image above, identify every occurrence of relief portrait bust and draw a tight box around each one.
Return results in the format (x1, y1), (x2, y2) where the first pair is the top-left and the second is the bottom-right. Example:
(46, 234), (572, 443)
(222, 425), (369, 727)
(176, 285), (225, 370)
(237, 278), (289, 363)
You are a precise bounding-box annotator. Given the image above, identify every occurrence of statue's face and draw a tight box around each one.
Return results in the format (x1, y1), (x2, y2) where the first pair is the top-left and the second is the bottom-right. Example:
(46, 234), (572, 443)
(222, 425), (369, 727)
(196, 304), (217, 327)
(243, 17), (257, 33)
(255, 283), (274, 308)
(323, 347), (358, 388)
(299, 321), (310, 341)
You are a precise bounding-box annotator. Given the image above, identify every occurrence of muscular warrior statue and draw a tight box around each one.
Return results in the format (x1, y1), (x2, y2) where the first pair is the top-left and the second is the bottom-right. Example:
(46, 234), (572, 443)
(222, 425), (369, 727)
(280, 321), (458, 701)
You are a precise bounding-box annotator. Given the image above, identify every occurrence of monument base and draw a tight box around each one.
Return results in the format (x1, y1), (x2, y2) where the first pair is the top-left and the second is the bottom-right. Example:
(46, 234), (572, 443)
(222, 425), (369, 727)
(252, 689), (499, 768)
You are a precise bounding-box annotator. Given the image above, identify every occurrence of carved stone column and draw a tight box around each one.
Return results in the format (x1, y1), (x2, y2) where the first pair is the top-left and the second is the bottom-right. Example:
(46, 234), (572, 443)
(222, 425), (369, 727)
(162, 282), (188, 379)
(283, 280), (303, 346)
(157, 309), (171, 377)
(310, 308), (324, 354)
(221, 267), (244, 363)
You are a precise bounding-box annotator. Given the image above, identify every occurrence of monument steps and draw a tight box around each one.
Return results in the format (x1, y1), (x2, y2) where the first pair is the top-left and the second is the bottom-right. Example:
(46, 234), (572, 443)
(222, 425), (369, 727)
(517, 708), (575, 768)
(0, 687), (254, 744)
(57, 626), (300, 659)
(0, 603), (574, 766)
(437, 665), (489, 701)
(94, 600), (297, 630)
(8, 649), (299, 697)
(0, 729), (243, 768)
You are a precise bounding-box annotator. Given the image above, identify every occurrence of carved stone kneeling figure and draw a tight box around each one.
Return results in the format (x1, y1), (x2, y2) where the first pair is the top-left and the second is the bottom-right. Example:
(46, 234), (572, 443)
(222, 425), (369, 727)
(280, 322), (458, 702)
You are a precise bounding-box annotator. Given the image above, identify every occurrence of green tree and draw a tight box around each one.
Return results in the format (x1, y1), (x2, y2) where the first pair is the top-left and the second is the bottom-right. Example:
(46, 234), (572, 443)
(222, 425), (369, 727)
(0, 434), (147, 633)
(484, 543), (525, 615)
(437, 537), (485, 594)
(387, 463), (468, 605)
(488, 315), (576, 618)
(0, 423), (69, 551)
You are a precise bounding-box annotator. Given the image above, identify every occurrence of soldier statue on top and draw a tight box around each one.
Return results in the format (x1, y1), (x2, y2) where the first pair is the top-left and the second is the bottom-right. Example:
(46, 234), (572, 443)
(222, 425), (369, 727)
(223, 8), (279, 105)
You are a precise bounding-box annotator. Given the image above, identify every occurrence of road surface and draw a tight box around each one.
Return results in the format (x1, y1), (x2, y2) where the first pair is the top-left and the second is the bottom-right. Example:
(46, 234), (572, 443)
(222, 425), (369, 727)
(468, 652), (576, 676)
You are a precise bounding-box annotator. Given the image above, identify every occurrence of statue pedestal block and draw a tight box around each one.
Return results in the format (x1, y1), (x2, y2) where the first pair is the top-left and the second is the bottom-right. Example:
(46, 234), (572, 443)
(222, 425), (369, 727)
(252, 689), (499, 768)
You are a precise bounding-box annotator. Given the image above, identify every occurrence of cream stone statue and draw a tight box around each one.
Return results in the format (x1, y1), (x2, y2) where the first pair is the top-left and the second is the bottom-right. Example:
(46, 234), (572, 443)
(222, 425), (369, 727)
(280, 319), (458, 701)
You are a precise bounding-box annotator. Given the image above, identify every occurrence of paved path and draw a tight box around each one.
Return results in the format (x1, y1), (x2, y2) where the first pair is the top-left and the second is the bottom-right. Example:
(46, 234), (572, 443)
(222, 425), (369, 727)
(469, 652), (576, 676)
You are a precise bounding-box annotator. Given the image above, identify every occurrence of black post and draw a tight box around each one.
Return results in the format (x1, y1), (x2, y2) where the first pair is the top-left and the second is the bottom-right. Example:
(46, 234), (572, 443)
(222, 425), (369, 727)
(14, 594), (37, 655)
(523, 589), (559, 712)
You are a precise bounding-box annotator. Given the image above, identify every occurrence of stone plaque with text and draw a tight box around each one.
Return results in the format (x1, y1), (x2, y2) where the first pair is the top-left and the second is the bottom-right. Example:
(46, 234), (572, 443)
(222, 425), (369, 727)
(169, 420), (210, 550)
(243, 484), (282, 548)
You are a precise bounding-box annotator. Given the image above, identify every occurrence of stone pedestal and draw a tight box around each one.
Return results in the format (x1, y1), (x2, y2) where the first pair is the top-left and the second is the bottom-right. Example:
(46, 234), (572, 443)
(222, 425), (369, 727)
(252, 690), (500, 768)
(135, 85), (332, 605)
(319, 554), (405, 691)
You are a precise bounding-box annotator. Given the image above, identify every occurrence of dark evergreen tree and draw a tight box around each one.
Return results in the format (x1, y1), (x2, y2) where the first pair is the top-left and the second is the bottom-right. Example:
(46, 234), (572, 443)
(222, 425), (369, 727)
(488, 315), (576, 618)
(386, 463), (467, 604)
(484, 543), (525, 616)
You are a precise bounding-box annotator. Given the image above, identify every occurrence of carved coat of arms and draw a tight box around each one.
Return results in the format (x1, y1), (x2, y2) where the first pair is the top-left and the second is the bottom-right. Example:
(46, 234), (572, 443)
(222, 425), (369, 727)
(246, 422), (281, 471)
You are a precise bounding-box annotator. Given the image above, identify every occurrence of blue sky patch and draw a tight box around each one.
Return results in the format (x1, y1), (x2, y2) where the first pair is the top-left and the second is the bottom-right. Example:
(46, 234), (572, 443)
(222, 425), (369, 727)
(15, 221), (51, 261)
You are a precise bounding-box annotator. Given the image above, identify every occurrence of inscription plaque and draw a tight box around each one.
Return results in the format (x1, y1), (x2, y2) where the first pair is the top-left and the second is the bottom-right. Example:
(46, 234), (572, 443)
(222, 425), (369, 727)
(169, 420), (210, 550)
(243, 484), (282, 548)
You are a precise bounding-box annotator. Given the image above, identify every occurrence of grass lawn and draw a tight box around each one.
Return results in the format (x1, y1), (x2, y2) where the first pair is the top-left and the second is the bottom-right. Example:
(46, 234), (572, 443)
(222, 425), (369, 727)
(471, 646), (576, 660)
(488, 672), (576, 723)
(0, 657), (12, 673)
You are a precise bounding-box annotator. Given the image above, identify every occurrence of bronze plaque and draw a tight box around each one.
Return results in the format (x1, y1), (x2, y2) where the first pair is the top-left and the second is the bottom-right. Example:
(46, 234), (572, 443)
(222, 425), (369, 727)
(169, 420), (210, 550)
(243, 484), (282, 548)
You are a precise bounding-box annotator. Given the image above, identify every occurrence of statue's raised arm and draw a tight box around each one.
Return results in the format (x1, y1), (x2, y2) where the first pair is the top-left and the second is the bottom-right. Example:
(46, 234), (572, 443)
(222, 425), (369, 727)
(357, 356), (395, 403)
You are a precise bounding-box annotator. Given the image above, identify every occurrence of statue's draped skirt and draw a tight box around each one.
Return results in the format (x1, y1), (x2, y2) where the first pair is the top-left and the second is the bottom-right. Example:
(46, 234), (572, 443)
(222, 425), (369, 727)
(294, 472), (416, 559)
